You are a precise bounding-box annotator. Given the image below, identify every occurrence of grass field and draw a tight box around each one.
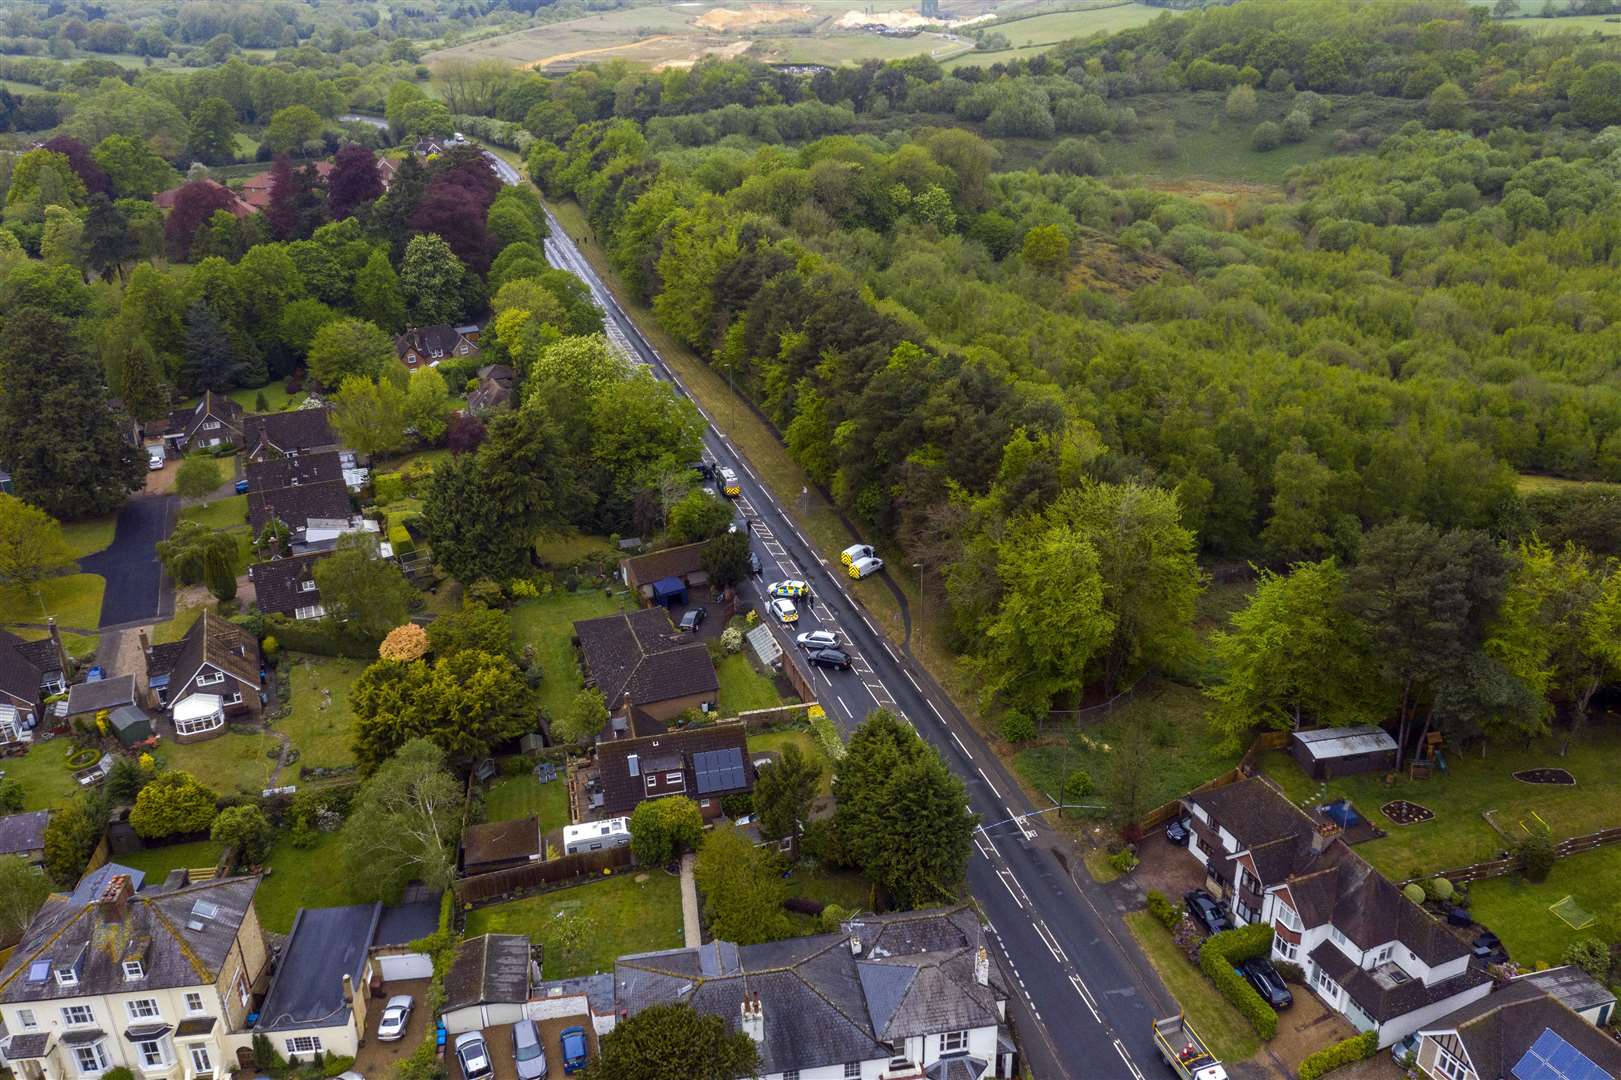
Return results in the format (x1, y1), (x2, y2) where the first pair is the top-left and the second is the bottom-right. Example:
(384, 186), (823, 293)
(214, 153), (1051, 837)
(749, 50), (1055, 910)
(254, 831), (352, 934)
(1124, 911), (1260, 1065)
(716, 652), (789, 716)
(1467, 844), (1621, 968)
(117, 839), (224, 882)
(465, 870), (686, 978)
(1516, 473), (1621, 496)
(180, 494), (249, 531)
(747, 725), (833, 796)
(483, 772), (571, 834)
(280, 653), (363, 771)
(1504, 12), (1621, 35)
(60, 516), (117, 560)
(946, 3), (1167, 67)
(0, 575), (105, 657)
(534, 530), (618, 567)
(162, 727), (283, 797)
(781, 862), (880, 932)
(0, 740), (86, 811)
(1258, 725), (1621, 881)
(226, 384), (304, 413)
(509, 587), (635, 724)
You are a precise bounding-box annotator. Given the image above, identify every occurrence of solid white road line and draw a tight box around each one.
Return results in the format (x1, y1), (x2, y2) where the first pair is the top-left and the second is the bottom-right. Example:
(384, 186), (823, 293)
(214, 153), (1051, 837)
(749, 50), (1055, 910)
(883, 641), (898, 662)
(904, 669), (921, 692)
(861, 614), (876, 633)
(1069, 975), (1101, 1023)
(996, 870), (1025, 909)
(976, 768), (1001, 797)
(1033, 921), (1067, 963)
(950, 731), (969, 756)
(1113, 1040), (1145, 1080)
(929, 700), (944, 721)
(836, 695), (851, 718)
(976, 826), (1001, 857)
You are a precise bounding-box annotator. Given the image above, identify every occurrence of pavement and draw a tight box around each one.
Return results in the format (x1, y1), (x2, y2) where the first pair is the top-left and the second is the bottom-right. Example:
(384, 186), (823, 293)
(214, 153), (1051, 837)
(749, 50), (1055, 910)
(77, 494), (177, 629)
(540, 211), (1180, 1080)
(679, 851), (701, 946)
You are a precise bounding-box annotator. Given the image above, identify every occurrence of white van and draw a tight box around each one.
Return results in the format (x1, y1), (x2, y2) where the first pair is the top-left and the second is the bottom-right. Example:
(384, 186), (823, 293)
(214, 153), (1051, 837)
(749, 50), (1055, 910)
(840, 543), (875, 566)
(849, 555), (884, 580)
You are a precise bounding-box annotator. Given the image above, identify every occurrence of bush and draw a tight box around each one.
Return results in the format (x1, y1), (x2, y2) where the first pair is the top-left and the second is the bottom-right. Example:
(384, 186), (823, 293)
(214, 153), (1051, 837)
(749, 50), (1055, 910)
(1108, 848), (1139, 874)
(263, 615), (378, 658)
(1562, 937), (1610, 979)
(374, 473), (406, 504)
(1146, 890), (1180, 930)
(1424, 876), (1454, 901)
(1518, 832), (1556, 882)
(1198, 924), (1278, 1041)
(1297, 1030), (1378, 1080)
(1402, 882), (1427, 904)
(103, 1070), (134, 1080)
(1001, 711), (1035, 744)
(810, 713), (845, 761)
(819, 902), (849, 933)
(1251, 120), (1282, 151)
(721, 792), (754, 818)
(1275, 960), (1304, 984)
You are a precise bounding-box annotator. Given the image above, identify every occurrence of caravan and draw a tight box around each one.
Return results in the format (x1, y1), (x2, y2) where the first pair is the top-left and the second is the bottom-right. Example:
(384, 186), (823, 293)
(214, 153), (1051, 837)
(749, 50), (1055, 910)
(562, 816), (631, 855)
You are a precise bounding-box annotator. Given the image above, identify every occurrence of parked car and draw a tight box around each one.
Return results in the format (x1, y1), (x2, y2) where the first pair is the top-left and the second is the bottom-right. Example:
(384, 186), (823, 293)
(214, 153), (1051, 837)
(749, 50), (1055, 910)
(768, 579), (810, 599)
(1184, 889), (1232, 936)
(145, 444), (165, 470)
(559, 1027), (588, 1074)
(848, 555), (884, 580)
(234, 478), (249, 493)
(512, 1020), (548, 1080)
(797, 630), (839, 650)
(455, 1033), (493, 1080)
(1241, 958), (1293, 1009)
(807, 647), (852, 670)
(769, 598), (798, 624)
(375, 995), (413, 1041)
(678, 607), (706, 632)
(1390, 1032), (1420, 1068)
(1165, 818), (1191, 846)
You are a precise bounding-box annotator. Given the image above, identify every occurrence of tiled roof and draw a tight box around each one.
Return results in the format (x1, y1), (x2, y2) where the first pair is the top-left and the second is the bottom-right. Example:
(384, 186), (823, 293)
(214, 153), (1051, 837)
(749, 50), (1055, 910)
(395, 325), (474, 360)
(65, 675), (136, 717)
(462, 819), (541, 871)
(181, 392), (244, 445)
(0, 810), (50, 856)
(595, 722), (752, 817)
(1187, 777), (1319, 855)
(621, 541), (714, 590)
(574, 607), (717, 713)
(245, 450), (343, 493)
(242, 408), (336, 459)
(444, 934), (532, 1010)
(1427, 978), (1621, 1079)
(248, 478), (353, 532)
(248, 553), (329, 618)
(0, 873), (260, 1003)
(156, 611), (259, 696)
(145, 642), (185, 681)
(1309, 940), (1490, 1024)
(0, 630), (43, 714)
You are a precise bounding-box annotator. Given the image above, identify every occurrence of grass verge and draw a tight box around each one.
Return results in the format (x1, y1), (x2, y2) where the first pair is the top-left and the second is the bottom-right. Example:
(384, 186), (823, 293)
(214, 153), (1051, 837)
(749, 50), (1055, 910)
(465, 870), (686, 978)
(1123, 911), (1260, 1065)
(180, 495), (248, 532)
(60, 515), (117, 559)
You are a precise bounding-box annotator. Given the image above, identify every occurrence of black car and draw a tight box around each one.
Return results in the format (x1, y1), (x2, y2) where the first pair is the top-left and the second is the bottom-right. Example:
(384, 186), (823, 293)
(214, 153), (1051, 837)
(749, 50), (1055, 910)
(1165, 818), (1191, 846)
(678, 607), (706, 632)
(806, 647), (852, 670)
(1241, 957), (1293, 1009)
(1184, 889), (1232, 936)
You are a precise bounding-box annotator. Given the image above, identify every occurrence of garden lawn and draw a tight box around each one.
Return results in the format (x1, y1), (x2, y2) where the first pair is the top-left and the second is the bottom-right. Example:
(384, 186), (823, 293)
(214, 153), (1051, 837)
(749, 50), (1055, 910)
(747, 726), (832, 796)
(483, 773), (571, 834)
(1257, 725), (1621, 881)
(509, 588), (634, 724)
(254, 831), (352, 934)
(60, 515), (117, 559)
(226, 384), (304, 413)
(1465, 845), (1621, 968)
(534, 530), (617, 566)
(1012, 680), (1241, 821)
(117, 839), (224, 881)
(716, 653), (787, 716)
(465, 870), (685, 978)
(388, 448), (452, 476)
(161, 728), (282, 797)
(0, 575), (106, 658)
(1124, 911), (1260, 1065)
(180, 495), (249, 532)
(279, 653), (363, 770)
(781, 863), (880, 934)
(151, 604), (205, 645)
(0, 741), (87, 810)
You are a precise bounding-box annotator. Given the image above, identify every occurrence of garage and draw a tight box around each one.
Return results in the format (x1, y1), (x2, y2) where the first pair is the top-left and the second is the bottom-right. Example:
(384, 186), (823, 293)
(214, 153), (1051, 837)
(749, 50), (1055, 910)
(376, 953), (434, 981)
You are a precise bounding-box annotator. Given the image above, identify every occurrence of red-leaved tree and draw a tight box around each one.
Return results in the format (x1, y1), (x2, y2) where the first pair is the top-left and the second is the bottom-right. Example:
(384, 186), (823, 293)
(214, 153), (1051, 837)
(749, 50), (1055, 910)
(164, 180), (238, 261)
(410, 182), (495, 273)
(446, 411), (486, 455)
(328, 143), (384, 220)
(42, 135), (111, 197)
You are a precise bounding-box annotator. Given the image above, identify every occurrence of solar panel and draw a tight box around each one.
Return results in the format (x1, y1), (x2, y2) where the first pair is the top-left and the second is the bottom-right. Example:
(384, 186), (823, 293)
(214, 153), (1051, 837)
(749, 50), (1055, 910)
(692, 748), (745, 794)
(1513, 1028), (1615, 1080)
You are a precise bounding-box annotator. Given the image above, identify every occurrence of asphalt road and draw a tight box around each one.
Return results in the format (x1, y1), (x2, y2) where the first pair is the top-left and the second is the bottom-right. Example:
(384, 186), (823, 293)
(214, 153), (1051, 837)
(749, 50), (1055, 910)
(78, 495), (177, 629)
(541, 213), (1179, 1080)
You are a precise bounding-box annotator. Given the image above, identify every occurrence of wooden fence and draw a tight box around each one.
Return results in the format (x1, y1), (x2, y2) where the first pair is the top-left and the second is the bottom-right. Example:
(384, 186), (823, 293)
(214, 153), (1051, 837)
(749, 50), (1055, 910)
(453, 846), (634, 907)
(1401, 826), (1621, 886)
(1130, 732), (1289, 836)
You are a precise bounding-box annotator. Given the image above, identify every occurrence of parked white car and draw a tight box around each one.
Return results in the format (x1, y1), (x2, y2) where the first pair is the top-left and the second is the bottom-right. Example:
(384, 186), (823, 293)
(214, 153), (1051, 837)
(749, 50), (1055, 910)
(376, 995), (413, 1042)
(145, 444), (166, 470)
(849, 556), (884, 580)
(769, 598), (798, 624)
(796, 630), (838, 650)
(456, 1033), (493, 1080)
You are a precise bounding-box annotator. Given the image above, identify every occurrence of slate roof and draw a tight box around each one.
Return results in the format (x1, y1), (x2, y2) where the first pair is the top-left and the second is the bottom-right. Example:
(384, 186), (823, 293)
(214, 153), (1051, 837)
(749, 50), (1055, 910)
(595, 722), (753, 817)
(444, 934), (532, 1011)
(1310, 941), (1490, 1024)
(4, 1032), (50, 1059)
(145, 642), (185, 681)
(254, 903), (381, 1032)
(150, 611), (259, 695)
(620, 541), (714, 591)
(9, 635), (63, 679)
(574, 607), (718, 714)
(1521, 966), (1617, 1015)
(179, 391), (244, 445)
(0, 630), (44, 714)
(374, 898), (441, 948)
(65, 675), (136, 717)
(613, 906), (1005, 1076)
(467, 375), (513, 413)
(461, 818), (541, 871)
(0, 872), (260, 1003)
(248, 552), (329, 618)
(532, 973), (615, 1015)
(1424, 978), (1621, 1079)
(248, 478), (353, 532)
(395, 325), (476, 361)
(245, 450), (343, 493)
(242, 408), (337, 459)
(0, 810), (50, 856)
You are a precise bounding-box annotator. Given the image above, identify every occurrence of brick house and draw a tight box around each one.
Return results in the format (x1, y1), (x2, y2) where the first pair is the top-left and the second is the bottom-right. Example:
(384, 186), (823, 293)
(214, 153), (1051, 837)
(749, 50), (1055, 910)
(594, 721), (753, 819)
(573, 607), (718, 733)
(141, 612), (262, 741)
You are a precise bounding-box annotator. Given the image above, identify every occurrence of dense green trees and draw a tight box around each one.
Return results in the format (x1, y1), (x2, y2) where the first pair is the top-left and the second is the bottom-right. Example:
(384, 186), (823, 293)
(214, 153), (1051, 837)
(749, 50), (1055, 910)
(341, 738), (465, 899)
(590, 1003), (757, 1080)
(694, 825), (791, 945)
(349, 649), (534, 771)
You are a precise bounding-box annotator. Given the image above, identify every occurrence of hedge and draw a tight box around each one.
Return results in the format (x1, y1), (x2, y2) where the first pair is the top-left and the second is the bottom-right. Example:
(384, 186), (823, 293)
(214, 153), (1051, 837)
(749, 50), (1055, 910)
(1297, 1030), (1378, 1080)
(811, 714), (846, 761)
(262, 615), (380, 659)
(1198, 923), (1278, 1041)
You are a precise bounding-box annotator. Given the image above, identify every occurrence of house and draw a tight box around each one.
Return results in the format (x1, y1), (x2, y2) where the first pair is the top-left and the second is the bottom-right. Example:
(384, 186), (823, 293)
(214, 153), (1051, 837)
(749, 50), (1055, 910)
(1414, 974), (1621, 1080)
(1289, 727), (1399, 780)
(466, 364), (515, 414)
(248, 479), (354, 534)
(412, 136), (452, 157)
(594, 721), (753, 820)
(64, 676), (136, 723)
(394, 325), (479, 371)
(573, 607), (718, 733)
(620, 541), (714, 607)
(598, 905), (1017, 1079)
(0, 867), (270, 1080)
(252, 904), (378, 1059)
(0, 810), (50, 866)
(440, 934), (535, 1034)
(106, 705), (152, 748)
(156, 392), (244, 455)
(141, 612), (262, 739)
(241, 407), (338, 462)
(0, 626), (70, 733)
(153, 179), (256, 219)
(460, 818), (542, 876)
(1180, 777), (1491, 1047)
(244, 450), (342, 493)
(248, 552), (330, 621)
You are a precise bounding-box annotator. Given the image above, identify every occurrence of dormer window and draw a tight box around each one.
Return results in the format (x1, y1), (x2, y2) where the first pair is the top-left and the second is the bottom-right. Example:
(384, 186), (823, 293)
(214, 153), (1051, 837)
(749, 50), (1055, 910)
(203, 420), (220, 430)
(56, 967), (78, 988)
(300, 580), (317, 592)
(122, 960), (144, 980)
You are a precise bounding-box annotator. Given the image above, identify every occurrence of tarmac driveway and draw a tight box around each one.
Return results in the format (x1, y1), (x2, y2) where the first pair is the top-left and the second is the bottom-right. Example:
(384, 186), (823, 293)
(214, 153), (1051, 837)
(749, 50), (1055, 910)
(78, 494), (177, 628)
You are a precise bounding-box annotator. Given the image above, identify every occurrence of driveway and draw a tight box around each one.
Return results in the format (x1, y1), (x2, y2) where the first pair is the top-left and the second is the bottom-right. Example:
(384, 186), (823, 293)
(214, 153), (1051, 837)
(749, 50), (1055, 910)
(78, 495), (177, 628)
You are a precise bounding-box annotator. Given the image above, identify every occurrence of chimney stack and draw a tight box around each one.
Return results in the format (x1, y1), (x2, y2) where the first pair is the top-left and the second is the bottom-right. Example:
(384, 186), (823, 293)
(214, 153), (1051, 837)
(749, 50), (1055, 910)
(1311, 820), (1340, 854)
(740, 992), (763, 1044)
(138, 628), (152, 659)
(342, 973), (354, 1003)
(975, 946), (989, 988)
(98, 874), (133, 923)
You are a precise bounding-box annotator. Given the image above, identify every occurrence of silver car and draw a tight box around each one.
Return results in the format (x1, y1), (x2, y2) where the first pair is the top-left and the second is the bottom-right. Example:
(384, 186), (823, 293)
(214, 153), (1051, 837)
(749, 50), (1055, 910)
(455, 1032), (492, 1080)
(512, 1020), (548, 1079)
(376, 995), (412, 1042)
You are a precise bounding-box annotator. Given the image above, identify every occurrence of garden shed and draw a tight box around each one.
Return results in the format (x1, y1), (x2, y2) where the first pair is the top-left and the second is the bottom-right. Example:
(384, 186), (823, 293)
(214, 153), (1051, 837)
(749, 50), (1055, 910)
(107, 704), (152, 746)
(650, 575), (688, 607)
(1289, 725), (1399, 779)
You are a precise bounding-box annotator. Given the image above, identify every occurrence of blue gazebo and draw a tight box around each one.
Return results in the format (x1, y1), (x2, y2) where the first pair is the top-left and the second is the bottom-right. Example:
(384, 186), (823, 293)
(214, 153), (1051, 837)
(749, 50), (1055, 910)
(651, 575), (688, 607)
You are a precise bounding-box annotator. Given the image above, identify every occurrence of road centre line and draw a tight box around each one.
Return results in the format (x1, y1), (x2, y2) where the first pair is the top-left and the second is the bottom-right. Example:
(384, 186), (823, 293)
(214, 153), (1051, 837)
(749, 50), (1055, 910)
(836, 695), (851, 718)
(976, 768), (1001, 797)
(929, 700), (944, 721)
(905, 669), (921, 693)
(996, 870), (1025, 909)
(1033, 921), (1067, 964)
(950, 730), (969, 755)
(1113, 1041), (1145, 1080)
(1069, 975), (1101, 1023)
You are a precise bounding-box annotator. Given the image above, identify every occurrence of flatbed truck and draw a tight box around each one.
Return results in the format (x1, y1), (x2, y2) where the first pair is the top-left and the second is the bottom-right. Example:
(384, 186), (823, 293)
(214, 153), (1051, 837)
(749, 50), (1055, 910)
(1153, 1013), (1228, 1080)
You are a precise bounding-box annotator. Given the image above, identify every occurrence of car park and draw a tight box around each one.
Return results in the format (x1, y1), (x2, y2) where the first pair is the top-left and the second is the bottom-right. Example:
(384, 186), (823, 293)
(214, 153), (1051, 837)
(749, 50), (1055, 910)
(807, 647), (852, 670)
(375, 995), (413, 1041)
(769, 598), (798, 624)
(1184, 889), (1232, 936)
(455, 1032), (493, 1080)
(768, 579), (809, 599)
(840, 543), (875, 566)
(849, 556), (884, 580)
(678, 607), (706, 632)
(719, 467), (740, 497)
(559, 1027), (588, 1074)
(512, 1020), (548, 1080)
(1165, 818), (1191, 846)
(1241, 958), (1292, 1009)
(796, 630), (839, 650)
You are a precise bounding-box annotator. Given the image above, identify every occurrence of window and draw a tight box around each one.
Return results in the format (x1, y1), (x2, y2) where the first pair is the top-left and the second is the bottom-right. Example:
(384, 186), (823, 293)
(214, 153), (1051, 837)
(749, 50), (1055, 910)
(1275, 905), (1302, 933)
(1435, 1046), (1468, 1080)
(299, 580), (317, 592)
(1330, 926), (1350, 948)
(18, 1008), (37, 1029)
(236, 972), (251, 1008)
(1373, 945), (1394, 965)
(123, 961), (145, 980)
(184, 993), (205, 1015)
(940, 1030), (969, 1054)
(203, 421), (220, 431)
(138, 1038), (168, 1068)
(74, 1041), (109, 1075)
(188, 1046), (213, 1078)
(1313, 966), (1339, 1000)
(665, 771), (683, 783)
(293, 604), (324, 620)
(62, 1005), (95, 1026)
(56, 967), (79, 987)
(225, 692), (242, 705)
(1274, 938), (1298, 962)
(783, 1072), (799, 1080)
(843, 1065), (861, 1079)
(127, 999), (160, 1020)
(174, 709), (224, 737)
(196, 671), (224, 687)
(285, 1036), (323, 1055)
